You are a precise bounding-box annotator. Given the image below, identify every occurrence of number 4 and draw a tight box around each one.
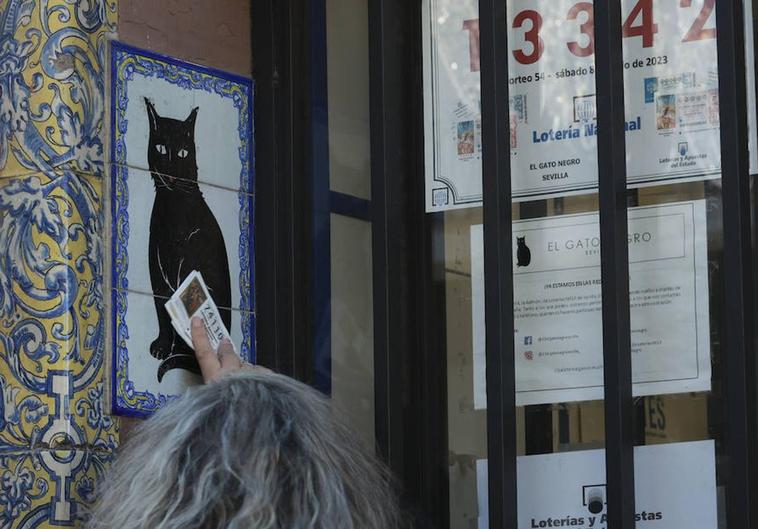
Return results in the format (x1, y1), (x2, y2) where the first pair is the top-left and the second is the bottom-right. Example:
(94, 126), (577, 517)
(622, 0), (658, 48)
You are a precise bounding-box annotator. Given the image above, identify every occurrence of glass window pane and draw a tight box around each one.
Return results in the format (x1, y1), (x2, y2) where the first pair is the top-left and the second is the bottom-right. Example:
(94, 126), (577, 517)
(327, 0), (371, 199)
(330, 214), (375, 445)
(619, 0), (758, 526)
(423, 0), (489, 525)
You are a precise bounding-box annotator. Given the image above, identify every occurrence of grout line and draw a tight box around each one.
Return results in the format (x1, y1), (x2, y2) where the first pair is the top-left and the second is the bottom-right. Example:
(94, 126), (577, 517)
(115, 287), (255, 314)
(110, 161), (254, 196)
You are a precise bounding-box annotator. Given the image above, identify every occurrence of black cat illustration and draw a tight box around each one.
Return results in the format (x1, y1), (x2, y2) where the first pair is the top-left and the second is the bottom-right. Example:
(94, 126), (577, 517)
(145, 98), (232, 382)
(516, 236), (531, 267)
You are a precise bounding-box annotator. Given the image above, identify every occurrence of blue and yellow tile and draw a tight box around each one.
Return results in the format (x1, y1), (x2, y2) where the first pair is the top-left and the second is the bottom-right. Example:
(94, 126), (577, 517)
(1, 448), (115, 527)
(1, 1), (119, 526)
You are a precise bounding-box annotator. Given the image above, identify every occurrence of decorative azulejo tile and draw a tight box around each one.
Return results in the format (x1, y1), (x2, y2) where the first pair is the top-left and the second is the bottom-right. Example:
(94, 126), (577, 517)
(0, 172), (117, 447)
(1, 448), (115, 528)
(110, 41), (254, 193)
(109, 44), (255, 417)
(0, 0), (117, 182)
(111, 167), (254, 311)
(111, 288), (255, 417)
(0, 4), (119, 526)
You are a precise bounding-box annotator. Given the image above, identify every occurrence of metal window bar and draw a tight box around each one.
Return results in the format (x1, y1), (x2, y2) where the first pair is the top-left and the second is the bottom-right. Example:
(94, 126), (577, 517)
(593, 1), (636, 528)
(478, 0), (518, 528)
(310, 0), (333, 395)
(715, 1), (754, 528)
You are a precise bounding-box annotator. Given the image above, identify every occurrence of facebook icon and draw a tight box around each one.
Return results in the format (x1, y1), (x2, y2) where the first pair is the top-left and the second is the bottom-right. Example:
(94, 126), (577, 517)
(524, 336), (533, 345)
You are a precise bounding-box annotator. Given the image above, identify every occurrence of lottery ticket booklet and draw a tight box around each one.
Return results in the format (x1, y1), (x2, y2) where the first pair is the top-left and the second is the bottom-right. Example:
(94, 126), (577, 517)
(164, 270), (233, 351)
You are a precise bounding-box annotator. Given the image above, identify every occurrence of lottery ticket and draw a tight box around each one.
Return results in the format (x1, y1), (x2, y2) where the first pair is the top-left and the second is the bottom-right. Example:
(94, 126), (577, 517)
(165, 270), (232, 351)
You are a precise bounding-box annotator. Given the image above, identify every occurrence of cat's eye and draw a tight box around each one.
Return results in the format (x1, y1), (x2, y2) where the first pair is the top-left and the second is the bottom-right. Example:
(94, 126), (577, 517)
(178, 149), (189, 159)
(155, 144), (167, 155)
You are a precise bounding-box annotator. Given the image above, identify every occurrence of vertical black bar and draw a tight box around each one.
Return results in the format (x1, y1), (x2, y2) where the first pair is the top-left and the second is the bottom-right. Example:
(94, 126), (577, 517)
(369, 0), (417, 474)
(715, 1), (753, 527)
(370, 0), (399, 471)
(309, 0), (332, 394)
(369, 0), (450, 523)
(593, 2), (635, 529)
(478, 1), (517, 529)
(251, 0), (313, 378)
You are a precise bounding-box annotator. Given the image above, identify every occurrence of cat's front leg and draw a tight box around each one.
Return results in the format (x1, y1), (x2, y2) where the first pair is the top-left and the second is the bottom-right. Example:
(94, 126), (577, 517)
(149, 294), (174, 361)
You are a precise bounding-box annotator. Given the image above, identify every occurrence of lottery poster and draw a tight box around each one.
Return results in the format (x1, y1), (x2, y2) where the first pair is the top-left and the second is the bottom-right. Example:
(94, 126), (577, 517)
(423, 0), (758, 211)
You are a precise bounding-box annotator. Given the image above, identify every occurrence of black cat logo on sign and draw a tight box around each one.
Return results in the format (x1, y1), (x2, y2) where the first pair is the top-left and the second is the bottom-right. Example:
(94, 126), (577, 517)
(516, 236), (531, 267)
(110, 41), (254, 417)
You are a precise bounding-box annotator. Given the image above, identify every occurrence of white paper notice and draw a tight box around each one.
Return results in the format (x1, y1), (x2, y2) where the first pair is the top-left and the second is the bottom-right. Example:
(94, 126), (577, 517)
(423, 0), (758, 211)
(476, 440), (717, 529)
(472, 200), (710, 408)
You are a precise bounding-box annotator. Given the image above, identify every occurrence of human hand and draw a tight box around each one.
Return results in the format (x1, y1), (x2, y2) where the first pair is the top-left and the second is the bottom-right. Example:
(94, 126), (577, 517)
(190, 316), (269, 382)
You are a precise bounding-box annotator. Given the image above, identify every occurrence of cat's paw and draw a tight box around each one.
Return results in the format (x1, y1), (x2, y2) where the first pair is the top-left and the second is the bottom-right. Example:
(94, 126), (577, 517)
(150, 338), (171, 360)
(157, 354), (201, 383)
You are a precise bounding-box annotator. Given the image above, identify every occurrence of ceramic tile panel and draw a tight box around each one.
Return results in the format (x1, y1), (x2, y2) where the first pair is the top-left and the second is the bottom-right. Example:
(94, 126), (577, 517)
(1, 448), (115, 527)
(111, 289), (255, 417)
(0, 4), (119, 526)
(0, 172), (118, 450)
(112, 166), (254, 312)
(0, 1), (116, 182)
(111, 41), (254, 193)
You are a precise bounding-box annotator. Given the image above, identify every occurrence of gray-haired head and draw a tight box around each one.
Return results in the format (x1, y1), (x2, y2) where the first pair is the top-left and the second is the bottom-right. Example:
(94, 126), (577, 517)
(88, 372), (404, 529)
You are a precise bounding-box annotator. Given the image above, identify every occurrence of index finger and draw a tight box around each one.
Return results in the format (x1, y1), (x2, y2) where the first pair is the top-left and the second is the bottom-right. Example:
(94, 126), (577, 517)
(190, 316), (220, 382)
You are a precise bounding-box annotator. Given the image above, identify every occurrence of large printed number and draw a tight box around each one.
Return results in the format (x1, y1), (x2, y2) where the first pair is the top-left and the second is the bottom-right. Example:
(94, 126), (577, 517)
(464, 0), (713, 69)
(622, 0), (659, 48)
(681, 0), (717, 42)
(462, 19), (481, 72)
(512, 10), (545, 65)
(566, 2), (594, 57)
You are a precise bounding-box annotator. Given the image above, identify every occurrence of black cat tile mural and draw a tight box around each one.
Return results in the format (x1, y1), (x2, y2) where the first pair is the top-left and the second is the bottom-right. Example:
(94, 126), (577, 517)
(110, 42), (254, 416)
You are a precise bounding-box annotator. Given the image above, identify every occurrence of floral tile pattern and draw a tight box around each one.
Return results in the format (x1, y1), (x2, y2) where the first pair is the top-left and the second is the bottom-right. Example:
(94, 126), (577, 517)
(1, 448), (115, 527)
(0, 0), (119, 527)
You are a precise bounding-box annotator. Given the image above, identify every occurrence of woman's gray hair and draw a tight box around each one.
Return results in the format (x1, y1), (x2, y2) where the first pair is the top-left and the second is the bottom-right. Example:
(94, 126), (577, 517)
(88, 372), (404, 529)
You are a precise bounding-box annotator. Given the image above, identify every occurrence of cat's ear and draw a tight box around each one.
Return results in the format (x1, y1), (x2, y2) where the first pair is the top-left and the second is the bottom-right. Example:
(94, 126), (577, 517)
(185, 107), (199, 129)
(145, 98), (159, 132)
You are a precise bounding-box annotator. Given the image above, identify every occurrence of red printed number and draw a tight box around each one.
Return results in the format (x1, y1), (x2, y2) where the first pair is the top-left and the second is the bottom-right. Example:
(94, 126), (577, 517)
(680, 0), (716, 42)
(622, 0), (659, 48)
(512, 10), (544, 65)
(462, 19), (481, 72)
(566, 2), (594, 57)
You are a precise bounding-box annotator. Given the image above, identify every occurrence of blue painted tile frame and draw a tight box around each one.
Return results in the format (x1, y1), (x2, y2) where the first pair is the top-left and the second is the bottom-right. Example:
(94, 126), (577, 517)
(110, 41), (255, 417)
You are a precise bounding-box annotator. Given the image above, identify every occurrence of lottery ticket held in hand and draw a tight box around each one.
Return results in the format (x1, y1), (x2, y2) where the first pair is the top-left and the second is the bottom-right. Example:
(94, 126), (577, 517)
(165, 270), (233, 351)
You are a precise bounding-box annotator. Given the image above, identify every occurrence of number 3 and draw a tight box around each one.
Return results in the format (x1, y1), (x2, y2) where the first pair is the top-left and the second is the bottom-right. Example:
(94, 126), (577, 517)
(566, 2), (595, 57)
(512, 10), (544, 65)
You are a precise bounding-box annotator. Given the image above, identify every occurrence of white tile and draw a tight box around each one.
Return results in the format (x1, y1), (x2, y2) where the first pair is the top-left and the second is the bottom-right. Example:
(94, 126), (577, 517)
(113, 289), (254, 414)
(118, 71), (250, 192)
(115, 167), (253, 312)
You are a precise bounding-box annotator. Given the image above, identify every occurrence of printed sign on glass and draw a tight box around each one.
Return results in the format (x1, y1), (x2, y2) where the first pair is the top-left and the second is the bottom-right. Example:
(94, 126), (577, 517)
(423, 0), (758, 211)
(471, 200), (710, 407)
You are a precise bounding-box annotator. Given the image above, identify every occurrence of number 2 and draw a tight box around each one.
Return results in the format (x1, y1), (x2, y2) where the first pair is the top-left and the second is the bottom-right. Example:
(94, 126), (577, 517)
(681, 0), (717, 42)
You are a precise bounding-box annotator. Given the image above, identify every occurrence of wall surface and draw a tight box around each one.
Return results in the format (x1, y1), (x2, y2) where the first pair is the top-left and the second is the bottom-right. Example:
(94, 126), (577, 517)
(119, 0), (251, 76)
(0, 1), (253, 526)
